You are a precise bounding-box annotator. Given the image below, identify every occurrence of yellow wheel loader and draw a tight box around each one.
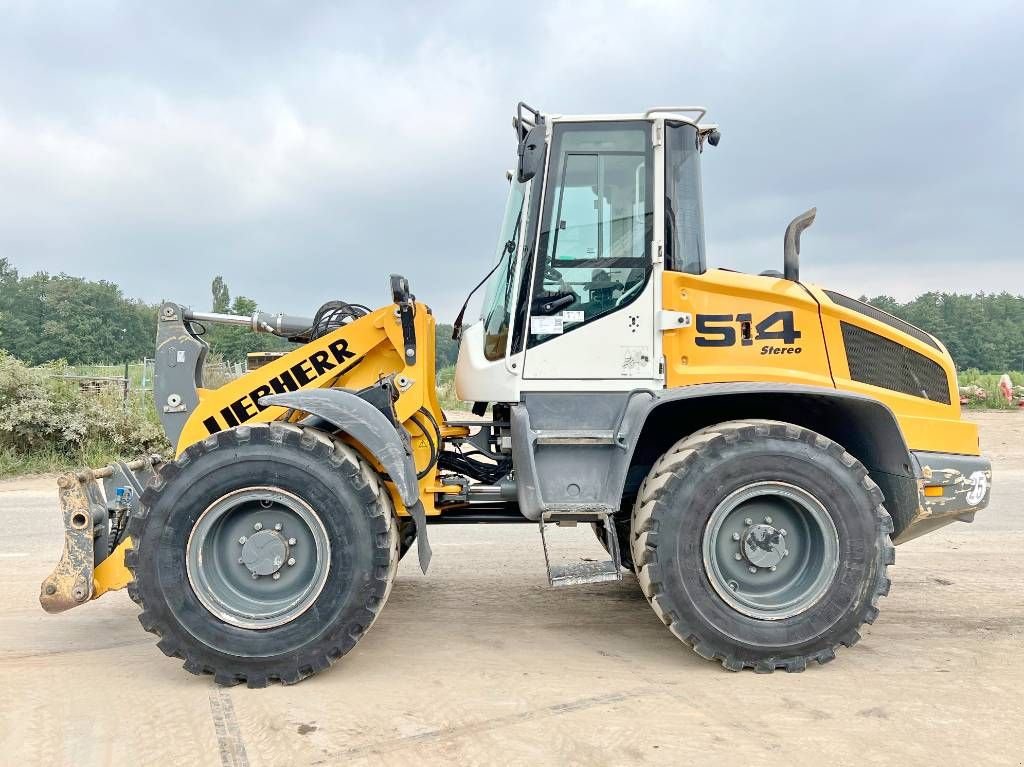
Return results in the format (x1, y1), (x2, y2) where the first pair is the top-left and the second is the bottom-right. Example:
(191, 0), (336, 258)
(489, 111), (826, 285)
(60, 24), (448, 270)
(40, 103), (992, 685)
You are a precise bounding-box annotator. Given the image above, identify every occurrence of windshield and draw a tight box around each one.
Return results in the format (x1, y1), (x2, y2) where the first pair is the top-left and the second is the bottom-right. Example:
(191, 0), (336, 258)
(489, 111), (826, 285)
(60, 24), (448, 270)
(481, 179), (529, 360)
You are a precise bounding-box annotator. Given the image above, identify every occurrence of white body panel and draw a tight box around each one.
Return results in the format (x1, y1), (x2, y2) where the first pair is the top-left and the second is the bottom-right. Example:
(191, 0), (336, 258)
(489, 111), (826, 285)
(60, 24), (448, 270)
(454, 321), (521, 402)
(521, 279), (659, 384)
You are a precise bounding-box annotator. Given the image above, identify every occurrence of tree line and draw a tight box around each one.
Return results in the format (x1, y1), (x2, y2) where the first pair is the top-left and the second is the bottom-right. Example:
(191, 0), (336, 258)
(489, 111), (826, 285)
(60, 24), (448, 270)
(0, 259), (460, 368)
(862, 292), (1024, 372)
(1, 258), (1019, 371)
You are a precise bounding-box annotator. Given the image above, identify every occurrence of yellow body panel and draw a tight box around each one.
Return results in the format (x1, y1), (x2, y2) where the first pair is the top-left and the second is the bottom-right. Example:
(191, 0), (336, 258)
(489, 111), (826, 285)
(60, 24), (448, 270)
(662, 269), (834, 389)
(804, 283), (978, 455)
(93, 539), (133, 598)
(662, 269), (979, 457)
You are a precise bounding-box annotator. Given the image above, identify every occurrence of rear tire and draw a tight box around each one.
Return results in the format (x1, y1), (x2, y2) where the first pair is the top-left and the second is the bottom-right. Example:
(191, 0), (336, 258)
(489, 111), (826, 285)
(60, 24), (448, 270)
(631, 420), (893, 672)
(125, 422), (399, 687)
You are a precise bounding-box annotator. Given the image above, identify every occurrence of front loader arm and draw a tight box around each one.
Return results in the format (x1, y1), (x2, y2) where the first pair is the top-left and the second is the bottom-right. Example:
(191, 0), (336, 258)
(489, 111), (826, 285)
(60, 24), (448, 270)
(42, 276), (450, 612)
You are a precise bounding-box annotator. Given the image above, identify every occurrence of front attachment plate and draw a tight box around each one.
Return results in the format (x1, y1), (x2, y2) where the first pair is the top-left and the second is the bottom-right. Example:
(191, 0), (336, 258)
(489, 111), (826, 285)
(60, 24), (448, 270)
(39, 456), (161, 614)
(39, 474), (97, 613)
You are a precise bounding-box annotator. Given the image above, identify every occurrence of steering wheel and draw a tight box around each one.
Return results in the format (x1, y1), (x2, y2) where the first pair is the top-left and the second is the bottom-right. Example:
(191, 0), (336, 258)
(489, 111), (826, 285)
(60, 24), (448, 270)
(615, 277), (645, 307)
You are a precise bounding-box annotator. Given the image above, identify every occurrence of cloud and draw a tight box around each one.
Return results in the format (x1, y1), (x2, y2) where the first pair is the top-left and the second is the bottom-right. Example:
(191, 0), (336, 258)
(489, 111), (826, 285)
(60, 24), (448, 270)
(0, 0), (1020, 321)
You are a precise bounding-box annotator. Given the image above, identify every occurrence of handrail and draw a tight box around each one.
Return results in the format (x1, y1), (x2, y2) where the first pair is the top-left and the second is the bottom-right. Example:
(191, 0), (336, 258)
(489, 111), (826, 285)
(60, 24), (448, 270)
(644, 105), (708, 124)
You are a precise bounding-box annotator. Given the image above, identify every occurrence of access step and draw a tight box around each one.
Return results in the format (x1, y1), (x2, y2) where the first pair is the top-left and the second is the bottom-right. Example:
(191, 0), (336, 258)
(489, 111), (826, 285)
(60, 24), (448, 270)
(539, 508), (624, 588)
(547, 559), (621, 588)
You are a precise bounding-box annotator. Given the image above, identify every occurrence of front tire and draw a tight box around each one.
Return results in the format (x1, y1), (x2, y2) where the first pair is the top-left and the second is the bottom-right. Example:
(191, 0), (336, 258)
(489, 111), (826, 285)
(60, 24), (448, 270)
(125, 422), (399, 687)
(631, 420), (893, 672)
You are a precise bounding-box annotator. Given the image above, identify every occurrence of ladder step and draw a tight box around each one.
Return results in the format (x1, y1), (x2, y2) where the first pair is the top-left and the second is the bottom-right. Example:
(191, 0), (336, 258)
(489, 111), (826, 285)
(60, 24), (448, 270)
(549, 560), (621, 588)
(534, 430), (616, 445)
(539, 508), (624, 587)
(543, 504), (615, 523)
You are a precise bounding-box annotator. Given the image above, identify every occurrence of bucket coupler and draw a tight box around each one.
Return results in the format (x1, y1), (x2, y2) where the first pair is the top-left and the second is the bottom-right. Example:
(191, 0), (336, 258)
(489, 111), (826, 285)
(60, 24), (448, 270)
(40, 455), (162, 613)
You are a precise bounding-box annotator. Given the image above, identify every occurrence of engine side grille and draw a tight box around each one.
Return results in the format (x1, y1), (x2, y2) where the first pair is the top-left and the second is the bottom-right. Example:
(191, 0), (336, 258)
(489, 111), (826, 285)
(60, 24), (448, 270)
(824, 290), (940, 351)
(840, 322), (951, 404)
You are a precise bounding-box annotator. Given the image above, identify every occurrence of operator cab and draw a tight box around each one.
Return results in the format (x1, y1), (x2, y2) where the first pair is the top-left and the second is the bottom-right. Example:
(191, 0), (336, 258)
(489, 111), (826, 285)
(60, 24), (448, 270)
(456, 104), (719, 403)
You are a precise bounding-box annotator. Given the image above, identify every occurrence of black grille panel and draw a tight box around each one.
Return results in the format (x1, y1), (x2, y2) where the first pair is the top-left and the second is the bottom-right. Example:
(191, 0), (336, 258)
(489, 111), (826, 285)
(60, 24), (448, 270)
(824, 291), (939, 351)
(840, 322), (950, 404)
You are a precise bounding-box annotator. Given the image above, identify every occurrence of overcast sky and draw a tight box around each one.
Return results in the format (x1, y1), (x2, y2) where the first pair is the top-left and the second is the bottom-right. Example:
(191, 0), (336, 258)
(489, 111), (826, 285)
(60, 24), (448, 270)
(1, 1), (1021, 321)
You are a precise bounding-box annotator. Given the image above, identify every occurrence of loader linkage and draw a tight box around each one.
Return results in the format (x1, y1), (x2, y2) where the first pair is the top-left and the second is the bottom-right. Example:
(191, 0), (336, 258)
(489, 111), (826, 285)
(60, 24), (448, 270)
(40, 455), (162, 613)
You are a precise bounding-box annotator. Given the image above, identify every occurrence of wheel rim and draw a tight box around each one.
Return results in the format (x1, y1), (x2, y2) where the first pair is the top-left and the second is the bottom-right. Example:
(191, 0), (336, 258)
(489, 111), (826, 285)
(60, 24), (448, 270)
(702, 481), (839, 620)
(186, 486), (331, 629)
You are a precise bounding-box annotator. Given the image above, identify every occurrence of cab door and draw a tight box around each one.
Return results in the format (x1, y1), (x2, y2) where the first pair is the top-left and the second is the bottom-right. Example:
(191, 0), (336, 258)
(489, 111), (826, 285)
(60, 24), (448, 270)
(521, 121), (659, 386)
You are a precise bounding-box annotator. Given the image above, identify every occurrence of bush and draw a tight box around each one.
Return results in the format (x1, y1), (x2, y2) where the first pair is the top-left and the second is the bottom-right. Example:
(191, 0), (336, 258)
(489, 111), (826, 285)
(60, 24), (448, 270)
(435, 366), (466, 412)
(0, 352), (169, 477)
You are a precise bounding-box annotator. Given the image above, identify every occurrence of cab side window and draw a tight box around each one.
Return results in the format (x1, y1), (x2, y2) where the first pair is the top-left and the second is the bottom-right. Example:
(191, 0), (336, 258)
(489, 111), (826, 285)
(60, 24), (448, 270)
(529, 123), (652, 345)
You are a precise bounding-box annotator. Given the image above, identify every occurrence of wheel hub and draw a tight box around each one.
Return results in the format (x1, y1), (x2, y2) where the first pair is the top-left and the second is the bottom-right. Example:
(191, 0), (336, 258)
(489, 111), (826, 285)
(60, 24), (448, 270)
(701, 481), (839, 620)
(186, 486), (329, 629)
(742, 523), (787, 569)
(239, 529), (290, 577)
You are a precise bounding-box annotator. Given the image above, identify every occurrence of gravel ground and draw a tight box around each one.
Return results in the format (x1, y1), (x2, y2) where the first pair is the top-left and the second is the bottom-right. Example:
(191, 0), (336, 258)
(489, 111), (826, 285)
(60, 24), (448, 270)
(0, 412), (1021, 766)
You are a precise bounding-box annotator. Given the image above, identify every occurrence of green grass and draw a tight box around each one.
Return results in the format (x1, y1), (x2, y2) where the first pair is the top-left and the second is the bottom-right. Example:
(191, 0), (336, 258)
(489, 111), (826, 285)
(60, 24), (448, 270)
(0, 441), (147, 479)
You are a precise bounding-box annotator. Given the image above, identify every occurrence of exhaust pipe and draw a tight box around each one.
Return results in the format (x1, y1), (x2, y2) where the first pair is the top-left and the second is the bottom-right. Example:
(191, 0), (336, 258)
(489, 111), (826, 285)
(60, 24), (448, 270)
(783, 207), (817, 282)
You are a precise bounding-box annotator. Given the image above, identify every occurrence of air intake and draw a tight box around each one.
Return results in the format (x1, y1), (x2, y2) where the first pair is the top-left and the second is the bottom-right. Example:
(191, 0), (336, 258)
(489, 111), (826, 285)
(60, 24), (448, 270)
(840, 322), (950, 404)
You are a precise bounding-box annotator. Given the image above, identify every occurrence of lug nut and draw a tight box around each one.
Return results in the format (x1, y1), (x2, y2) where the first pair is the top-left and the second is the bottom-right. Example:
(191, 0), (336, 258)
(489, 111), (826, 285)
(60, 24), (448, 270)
(770, 565), (777, 572)
(780, 529), (787, 536)
(783, 551), (789, 557)
(288, 538), (297, 546)
(744, 518), (753, 526)
(734, 553), (743, 561)
(238, 536), (247, 544)
(748, 566), (757, 574)
(287, 557), (296, 567)
(764, 516), (773, 524)
(728, 581), (738, 591)
(254, 522), (263, 531)
(274, 523), (282, 531)
(272, 573), (281, 580)
(732, 532), (740, 541)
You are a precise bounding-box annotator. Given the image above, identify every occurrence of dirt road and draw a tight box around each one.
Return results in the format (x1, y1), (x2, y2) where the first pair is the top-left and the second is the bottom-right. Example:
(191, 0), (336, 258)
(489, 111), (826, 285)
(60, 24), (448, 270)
(1, 413), (1021, 766)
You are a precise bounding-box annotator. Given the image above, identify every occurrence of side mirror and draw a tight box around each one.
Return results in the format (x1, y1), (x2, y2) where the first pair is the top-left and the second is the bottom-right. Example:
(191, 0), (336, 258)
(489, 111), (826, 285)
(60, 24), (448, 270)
(783, 208), (816, 282)
(517, 123), (546, 183)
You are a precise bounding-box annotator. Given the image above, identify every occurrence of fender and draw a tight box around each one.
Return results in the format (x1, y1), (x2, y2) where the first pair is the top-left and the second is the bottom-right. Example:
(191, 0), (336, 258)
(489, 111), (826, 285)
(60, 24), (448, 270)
(513, 383), (917, 534)
(622, 382), (915, 477)
(260, 389), (431, 573)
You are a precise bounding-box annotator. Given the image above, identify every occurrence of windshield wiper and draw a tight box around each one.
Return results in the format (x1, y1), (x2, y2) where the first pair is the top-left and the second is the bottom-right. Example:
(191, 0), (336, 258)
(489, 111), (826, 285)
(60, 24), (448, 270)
(451, 237), (517, 341)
